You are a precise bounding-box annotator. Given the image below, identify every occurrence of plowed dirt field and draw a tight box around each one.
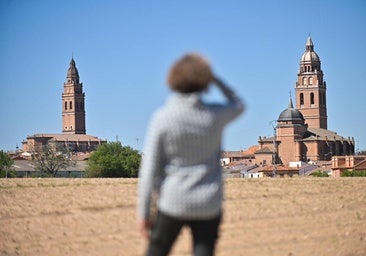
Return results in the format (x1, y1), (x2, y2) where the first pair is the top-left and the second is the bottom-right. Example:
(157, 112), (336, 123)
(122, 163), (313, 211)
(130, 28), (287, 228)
(1, 178), (365, 255)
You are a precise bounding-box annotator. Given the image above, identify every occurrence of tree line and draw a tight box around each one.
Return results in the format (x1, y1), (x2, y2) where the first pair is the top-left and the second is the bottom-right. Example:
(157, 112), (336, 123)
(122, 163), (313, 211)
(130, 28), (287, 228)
(0, 142), (141, 178)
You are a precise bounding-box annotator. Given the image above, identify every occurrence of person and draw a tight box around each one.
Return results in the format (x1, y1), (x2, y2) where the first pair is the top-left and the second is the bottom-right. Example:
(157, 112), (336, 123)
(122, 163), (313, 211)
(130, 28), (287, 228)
(137, 53), (245, 256)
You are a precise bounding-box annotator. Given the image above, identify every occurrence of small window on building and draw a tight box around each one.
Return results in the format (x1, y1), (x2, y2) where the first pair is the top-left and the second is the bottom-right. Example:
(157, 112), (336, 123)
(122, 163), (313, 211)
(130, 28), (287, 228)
(309, 77), (313, 85)
(65, 101), (67, 110)
(300, 93), (304, 106)
(310, 93), (315, 105)
(303, 77), (307, 85)
(70, 101), (73, 110)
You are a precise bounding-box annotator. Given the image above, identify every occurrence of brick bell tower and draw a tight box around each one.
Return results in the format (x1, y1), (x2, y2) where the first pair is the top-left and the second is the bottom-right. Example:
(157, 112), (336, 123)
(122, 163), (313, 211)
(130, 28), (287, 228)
(295, 36), (327, 129)
(62, 58), (86, 134)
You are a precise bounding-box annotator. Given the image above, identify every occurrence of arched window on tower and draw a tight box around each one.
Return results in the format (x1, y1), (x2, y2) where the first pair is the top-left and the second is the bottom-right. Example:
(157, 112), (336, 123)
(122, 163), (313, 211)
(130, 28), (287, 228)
(65, 101), (68, 110)
(303, 77), (307, 85)
(70, 101), (73, 110)
(310, 93), (315, 106)
(300, 93), (304, 107)
(309, 77), (313, 85)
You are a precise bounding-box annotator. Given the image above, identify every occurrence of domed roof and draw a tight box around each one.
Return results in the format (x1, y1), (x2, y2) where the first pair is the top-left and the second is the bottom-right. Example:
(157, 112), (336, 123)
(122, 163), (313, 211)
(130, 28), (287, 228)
(301, 51), (320, 62)
(300, 36), (320, 62)
(66, 58), (79, 83)
(278, 98), (304, 122)
(67, 58), (79, 78)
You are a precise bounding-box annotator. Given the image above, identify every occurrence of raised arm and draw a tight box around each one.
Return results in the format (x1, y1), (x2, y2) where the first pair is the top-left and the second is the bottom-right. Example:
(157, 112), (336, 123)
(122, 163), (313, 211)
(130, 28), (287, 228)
(212, 76), (245, 111)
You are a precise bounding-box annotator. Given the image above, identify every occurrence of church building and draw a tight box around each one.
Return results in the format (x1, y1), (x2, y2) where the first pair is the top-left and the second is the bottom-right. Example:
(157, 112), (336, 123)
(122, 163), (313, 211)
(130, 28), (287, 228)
(22, 58), (106, 152)
(255, 36), (355, 167)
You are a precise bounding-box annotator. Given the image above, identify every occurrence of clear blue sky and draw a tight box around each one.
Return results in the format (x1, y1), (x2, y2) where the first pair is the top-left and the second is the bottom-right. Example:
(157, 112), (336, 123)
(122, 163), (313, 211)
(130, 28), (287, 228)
(1, 0), (365, 152)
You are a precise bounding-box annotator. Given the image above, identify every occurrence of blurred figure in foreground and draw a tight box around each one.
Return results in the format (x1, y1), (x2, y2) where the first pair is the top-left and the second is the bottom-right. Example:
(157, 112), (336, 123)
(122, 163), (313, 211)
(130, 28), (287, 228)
(138, 53), (245, 256)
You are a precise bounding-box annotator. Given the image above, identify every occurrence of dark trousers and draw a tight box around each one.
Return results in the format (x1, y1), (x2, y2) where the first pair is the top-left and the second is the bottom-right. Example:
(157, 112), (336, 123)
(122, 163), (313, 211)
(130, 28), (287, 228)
(146, 211), (221, 256)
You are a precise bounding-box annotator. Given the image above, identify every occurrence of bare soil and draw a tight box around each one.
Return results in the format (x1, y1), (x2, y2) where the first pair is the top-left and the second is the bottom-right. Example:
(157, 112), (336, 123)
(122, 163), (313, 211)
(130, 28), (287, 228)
(1, 178), (365, 256)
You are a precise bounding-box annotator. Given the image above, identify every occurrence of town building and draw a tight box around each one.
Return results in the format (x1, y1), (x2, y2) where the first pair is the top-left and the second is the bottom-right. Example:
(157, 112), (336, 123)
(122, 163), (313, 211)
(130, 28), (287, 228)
(22, 58), (106, 153)
(331, 155), (366, 177)
(220, 146), (258, 166)
(255, 36), (355, 169)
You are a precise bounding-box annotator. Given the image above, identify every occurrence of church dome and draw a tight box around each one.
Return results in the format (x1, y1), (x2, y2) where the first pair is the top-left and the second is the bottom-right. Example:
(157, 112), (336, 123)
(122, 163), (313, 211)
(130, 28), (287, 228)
(67, 58), (79, 77)
(66, 58), (79, 83)
(300, 36), (320, 62)
(278, 98), (304, 122)
(301, 51), (320, 62)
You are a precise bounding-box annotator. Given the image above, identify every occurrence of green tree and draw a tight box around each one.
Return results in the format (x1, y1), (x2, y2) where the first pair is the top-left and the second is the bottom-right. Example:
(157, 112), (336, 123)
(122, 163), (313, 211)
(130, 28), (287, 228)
(310, 170), (329, 177)
(86, 142), (141, 177)
(31, 144), (75, 177)
(0, 150), (15, 178)
(342, 169), (366, 177)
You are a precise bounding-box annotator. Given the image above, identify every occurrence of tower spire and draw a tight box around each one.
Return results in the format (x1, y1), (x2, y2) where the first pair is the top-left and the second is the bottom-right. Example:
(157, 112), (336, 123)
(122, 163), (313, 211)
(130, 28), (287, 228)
(288, 97), (294, 109)
(67, 57), (79, 84)
(295, 36), (327, 129)
(306, 35), (314, 51)
(62, 58), (86, 134)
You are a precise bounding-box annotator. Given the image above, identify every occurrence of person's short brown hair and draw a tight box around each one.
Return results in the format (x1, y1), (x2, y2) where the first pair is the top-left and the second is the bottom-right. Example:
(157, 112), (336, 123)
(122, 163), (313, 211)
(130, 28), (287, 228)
(167, 53), (213, 93)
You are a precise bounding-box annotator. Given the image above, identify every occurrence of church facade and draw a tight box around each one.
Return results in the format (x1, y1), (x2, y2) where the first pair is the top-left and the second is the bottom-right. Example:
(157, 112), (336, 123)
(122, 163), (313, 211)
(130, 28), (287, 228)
(256, 36), (355, 166)
(22, 59), (106, 152)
